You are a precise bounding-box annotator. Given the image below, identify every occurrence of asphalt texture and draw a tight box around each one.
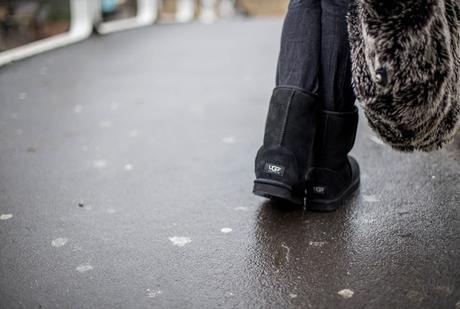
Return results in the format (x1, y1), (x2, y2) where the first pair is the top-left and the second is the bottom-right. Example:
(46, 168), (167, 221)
(0, 18), (459, 309)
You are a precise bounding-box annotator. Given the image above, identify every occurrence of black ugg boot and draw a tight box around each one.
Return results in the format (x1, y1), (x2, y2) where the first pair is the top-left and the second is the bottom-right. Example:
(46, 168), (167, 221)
(306, 107), (360, 211)
(253, 86), (318, 205)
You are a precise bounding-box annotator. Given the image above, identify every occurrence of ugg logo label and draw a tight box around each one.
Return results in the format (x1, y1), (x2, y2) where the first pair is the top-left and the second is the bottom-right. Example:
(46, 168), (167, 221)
(313, 186), (326, 194)
(264, 163), (285, 176)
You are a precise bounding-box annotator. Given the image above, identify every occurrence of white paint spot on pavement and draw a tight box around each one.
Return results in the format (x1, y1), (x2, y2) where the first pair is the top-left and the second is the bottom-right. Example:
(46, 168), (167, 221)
(369, 135), (385, 145)
(234, 207), (248, 211)
(73, 105), (83, 113)
(147, 289), (162, 298)
(309, 241), (327, 247)
(222, 136), (236, 144)
(51, 237), (68, 248)
(281, 243), (290, 262)
(363, 195), (379, 203)
(99, 120), (112, 128)
(169, 236), (191, 247)
(76, 264), (93, 273)
(129, 130), (140, 137)
(106, 208), (116, 214)
(289, 293), (298, 299)
(0, 214), (13, 220)
(406, 290), (424, 302)
(221, 228), (232, 233)
(18, 92), (28, 100)
(338, 289), (354, 299)
(124, 164), (133, 171)
(93, 160), (108, 169)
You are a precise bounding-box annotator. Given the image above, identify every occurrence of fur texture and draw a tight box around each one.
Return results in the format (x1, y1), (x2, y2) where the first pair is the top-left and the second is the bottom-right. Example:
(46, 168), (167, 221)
(347, 0), (460, 151)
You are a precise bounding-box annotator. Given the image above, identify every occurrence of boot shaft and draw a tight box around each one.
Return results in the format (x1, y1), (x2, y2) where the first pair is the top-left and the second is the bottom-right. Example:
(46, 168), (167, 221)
(263, 86), (319, 170)
(313, 107), (359, 170)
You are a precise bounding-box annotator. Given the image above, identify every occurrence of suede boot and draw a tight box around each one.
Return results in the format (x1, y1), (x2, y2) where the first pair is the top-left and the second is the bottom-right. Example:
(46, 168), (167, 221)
(253, 86), (319, 205)
(306, 107), (360, 211)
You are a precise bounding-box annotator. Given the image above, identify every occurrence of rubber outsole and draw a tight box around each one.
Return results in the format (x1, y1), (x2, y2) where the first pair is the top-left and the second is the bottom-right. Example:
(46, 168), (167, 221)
(253, 179), (303, 205)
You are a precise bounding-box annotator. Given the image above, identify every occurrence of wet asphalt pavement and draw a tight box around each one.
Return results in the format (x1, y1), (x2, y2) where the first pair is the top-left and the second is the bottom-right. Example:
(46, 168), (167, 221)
(0, 19), (459, 309)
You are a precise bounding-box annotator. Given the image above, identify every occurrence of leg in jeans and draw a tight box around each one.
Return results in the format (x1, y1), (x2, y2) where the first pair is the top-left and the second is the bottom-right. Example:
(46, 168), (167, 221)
(306, 0), (360, 211)
(253, 0), (322, 204)
(320, 0), (356, 111)
(276, 0), (322, 94)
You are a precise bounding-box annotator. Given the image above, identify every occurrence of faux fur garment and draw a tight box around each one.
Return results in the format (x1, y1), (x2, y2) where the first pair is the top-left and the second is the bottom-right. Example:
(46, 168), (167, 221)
(347, 0), (460, 151)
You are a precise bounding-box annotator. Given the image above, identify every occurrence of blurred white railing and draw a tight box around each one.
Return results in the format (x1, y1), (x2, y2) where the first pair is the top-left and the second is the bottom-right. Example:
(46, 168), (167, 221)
(0, 0), (93, 66)
(0, 0), (236, 67)
(96, 0), (159, 34)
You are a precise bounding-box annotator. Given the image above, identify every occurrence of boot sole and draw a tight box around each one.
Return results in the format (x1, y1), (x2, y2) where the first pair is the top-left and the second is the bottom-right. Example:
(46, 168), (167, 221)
(306, 177), (360, 212)
(253, 179), (303, 205)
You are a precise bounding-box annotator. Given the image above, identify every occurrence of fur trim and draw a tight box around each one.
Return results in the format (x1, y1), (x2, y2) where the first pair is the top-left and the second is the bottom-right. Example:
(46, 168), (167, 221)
(347, 0), (460, 152)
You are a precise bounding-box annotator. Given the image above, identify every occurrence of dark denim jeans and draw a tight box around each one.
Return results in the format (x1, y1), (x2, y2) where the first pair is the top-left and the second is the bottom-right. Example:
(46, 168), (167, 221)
(276, 0), (356, 112)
